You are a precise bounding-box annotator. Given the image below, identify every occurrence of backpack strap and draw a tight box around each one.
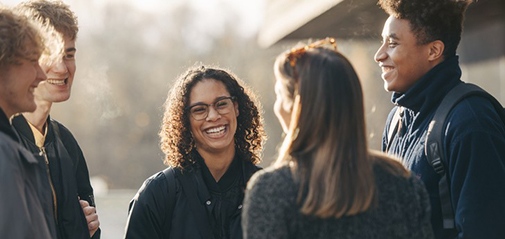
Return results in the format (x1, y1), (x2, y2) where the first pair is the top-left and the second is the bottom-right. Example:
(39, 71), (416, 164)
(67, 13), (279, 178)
(425, 82), (505, 230)
(162, 167), (177, 234)
(386, 106), (403, 153)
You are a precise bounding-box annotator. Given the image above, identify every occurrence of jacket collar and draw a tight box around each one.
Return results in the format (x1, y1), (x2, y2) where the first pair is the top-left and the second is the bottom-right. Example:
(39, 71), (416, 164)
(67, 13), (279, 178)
(190, 149), (259, 204)
(392, 55), (462, 114)
(12, 114), (53, 145)
(0, 109), (20, 142)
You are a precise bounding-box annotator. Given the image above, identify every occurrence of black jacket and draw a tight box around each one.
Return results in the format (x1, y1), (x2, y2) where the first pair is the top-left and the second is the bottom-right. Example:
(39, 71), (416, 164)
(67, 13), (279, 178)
(12, 115), (100, 239)
(124, 151), (261, 239)
(0, 109), (55, 238)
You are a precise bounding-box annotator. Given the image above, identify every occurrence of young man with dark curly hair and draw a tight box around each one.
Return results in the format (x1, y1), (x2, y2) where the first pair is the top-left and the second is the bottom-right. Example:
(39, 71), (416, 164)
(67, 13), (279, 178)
(375, 0), (505, 238)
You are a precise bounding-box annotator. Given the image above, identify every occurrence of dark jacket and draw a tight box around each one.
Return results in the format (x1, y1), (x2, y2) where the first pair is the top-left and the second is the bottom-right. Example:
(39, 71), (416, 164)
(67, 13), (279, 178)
(0, 109), (55, 239)
(124, 150), (260, 239)
(382, 56), (505, 239)
(12, 115), (100, 239)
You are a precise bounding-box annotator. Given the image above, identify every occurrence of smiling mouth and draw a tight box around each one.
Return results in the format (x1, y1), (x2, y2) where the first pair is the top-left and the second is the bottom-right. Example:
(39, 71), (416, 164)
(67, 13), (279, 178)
(205, 125), (226, 135)
(46, 78), (67, 85)
(381, 66), (394, 73)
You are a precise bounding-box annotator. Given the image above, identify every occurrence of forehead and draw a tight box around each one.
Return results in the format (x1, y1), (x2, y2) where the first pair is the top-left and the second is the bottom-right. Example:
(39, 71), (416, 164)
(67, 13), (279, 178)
(189, 78), (230, 103)
(382, 16), (413, 39)
(62, 35), (76, 49)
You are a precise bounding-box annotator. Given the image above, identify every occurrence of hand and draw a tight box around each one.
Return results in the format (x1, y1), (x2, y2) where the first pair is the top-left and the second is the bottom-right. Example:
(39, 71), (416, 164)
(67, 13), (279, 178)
(80, 199), (100, 237)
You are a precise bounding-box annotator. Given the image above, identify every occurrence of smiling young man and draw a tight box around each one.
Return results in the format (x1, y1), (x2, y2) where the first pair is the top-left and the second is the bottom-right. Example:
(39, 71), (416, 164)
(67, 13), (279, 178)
(0, 6), (55, 238)
(375, 0), (505, 238)
(11, 1), (100, 239)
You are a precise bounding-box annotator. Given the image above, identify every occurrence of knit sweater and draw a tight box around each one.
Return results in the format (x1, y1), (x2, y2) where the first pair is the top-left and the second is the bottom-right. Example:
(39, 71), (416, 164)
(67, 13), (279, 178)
(242, 162), (434, 239)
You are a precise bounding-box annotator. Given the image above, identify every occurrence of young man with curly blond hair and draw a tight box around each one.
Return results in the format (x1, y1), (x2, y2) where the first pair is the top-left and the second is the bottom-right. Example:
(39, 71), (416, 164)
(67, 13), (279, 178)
(0, 6), (55, 238)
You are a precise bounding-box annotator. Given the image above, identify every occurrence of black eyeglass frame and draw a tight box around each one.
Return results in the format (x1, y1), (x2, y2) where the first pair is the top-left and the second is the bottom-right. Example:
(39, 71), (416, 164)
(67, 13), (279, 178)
(186, 96), (236, 121)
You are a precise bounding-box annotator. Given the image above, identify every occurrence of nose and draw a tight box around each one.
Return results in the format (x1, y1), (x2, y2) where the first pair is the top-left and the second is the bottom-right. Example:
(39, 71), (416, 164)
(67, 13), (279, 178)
(51, 58), (68, 74)
(374, 44), (386, 63)
(206, 106), (221, 121)
(35, 63), (47, 85)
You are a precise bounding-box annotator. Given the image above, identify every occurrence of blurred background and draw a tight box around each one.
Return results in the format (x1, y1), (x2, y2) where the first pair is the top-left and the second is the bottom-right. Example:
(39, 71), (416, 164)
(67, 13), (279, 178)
(2, 0), (504, 238)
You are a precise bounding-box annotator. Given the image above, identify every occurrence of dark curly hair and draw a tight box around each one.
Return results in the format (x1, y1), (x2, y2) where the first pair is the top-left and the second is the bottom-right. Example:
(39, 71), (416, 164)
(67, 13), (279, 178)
(159, 65), (266, 169)
(378, 0), (472, 57)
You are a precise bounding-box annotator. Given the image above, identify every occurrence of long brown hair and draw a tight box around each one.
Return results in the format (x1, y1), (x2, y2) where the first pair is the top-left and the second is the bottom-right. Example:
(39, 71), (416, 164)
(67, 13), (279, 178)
(274, 45), (407, 218)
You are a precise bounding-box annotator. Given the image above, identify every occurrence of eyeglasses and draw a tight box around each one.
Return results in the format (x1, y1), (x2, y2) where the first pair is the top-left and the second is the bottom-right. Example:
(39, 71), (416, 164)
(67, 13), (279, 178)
(187, 96), (236, 121)
(287, 37), (338, 67)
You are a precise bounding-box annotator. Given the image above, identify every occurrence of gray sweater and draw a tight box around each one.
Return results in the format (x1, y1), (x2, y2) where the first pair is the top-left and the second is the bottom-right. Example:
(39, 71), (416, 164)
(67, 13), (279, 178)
(242, 163), (434, 239)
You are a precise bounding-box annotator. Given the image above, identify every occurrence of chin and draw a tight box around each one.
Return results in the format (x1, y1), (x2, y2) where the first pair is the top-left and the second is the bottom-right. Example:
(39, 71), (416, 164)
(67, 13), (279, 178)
(53, 95), (71, 103)
(23, 104), (37, 113)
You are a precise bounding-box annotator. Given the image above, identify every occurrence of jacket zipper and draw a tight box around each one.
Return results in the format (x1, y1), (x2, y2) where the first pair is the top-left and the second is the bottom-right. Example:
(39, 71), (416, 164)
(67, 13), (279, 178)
(39, 146), (58, 222)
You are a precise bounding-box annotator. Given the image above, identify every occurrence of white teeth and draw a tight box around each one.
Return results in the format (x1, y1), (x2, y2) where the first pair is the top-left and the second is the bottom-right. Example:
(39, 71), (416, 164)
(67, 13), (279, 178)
(382, 66), (393, 72)
(206, 126), (225, 134)
(46, 79), (65, 85)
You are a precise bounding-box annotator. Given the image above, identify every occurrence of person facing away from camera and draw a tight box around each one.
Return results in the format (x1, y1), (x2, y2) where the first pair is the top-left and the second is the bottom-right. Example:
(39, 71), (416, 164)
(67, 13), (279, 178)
(241, 38), (434, 239)
(124, 65), (266, 239)
(11, 0), (101, 238)
(375, 0), (505, 238)
(0, 6), (55, 238)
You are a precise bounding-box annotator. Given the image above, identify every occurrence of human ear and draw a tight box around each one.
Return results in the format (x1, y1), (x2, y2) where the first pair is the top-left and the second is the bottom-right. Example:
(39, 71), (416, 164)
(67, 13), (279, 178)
(428, 40), (444, 61)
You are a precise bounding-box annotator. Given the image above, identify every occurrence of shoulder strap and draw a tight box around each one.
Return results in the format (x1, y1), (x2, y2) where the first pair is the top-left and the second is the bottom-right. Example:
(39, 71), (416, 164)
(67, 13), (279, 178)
(386, 106), (403, 153)
(425, 82), (505, 230)
(162, 167), (177, 234)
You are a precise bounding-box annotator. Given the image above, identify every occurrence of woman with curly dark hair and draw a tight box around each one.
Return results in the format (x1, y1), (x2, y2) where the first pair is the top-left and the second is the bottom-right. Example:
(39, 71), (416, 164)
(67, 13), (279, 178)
(124, 65), (266, 239)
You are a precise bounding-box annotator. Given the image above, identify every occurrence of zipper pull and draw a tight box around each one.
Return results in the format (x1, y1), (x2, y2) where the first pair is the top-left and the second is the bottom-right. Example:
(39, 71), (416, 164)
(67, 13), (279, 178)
(39, 147), (49, 164)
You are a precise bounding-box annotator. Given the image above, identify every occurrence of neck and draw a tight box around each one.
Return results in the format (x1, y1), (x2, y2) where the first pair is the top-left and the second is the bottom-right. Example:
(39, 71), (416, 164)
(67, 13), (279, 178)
(22, 100), (52, 133)
(197, 146), (236, 182)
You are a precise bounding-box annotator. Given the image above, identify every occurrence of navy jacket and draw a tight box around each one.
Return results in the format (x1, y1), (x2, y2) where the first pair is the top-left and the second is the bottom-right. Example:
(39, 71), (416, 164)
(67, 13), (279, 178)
(382, 56), (505, 239)
(124, 150), (260, 239)
(0, 109), (55, 238)
(12, 115), (99, 239)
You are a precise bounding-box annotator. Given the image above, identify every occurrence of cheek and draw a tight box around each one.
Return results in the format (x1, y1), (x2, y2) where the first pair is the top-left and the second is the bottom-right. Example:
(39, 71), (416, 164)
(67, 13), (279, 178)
(189, 119), (200, 135)
(273, 97), (283, 118)
(274, 99), (291, 126)
(67, 62), (76, 75)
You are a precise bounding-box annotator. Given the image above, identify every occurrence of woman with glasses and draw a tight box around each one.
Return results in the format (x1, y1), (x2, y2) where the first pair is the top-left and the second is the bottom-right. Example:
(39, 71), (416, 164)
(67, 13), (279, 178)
(124, 65), (266, 239)
(241, 39), (434, 238)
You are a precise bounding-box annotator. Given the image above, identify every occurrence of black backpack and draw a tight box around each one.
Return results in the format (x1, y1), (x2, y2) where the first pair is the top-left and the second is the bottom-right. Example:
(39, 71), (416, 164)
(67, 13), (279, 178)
(388, 83), (505, 230)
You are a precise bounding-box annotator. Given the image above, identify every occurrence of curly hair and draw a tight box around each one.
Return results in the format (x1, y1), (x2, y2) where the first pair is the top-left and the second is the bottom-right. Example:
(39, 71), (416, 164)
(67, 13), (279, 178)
(159, 65), (266, 169)
(15, 0), (78, 40)
(0, 7), (44, 69)
(378, 0), (472, 57)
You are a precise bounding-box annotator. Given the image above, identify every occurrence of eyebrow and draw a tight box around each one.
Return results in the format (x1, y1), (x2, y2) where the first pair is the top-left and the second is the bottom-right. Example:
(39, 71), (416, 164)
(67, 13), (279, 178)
(188, 96), (231, 108)
(65, 47), (77, 53)
(387, 33), (399, 40)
